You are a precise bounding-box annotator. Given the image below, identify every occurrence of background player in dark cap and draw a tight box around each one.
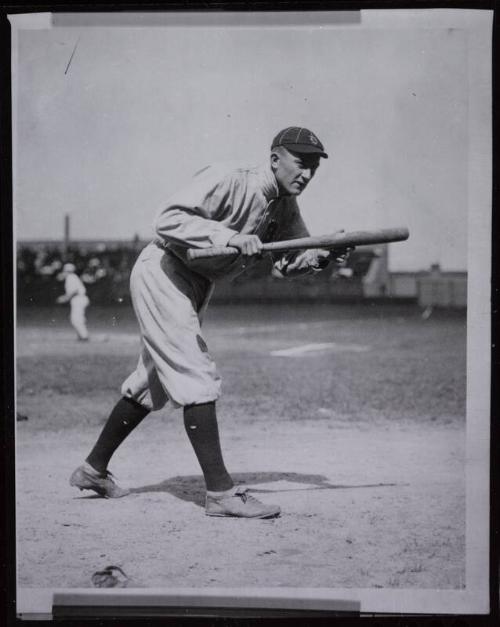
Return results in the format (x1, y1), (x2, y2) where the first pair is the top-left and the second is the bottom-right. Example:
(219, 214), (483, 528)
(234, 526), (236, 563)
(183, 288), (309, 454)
(70, 127), (349, 518)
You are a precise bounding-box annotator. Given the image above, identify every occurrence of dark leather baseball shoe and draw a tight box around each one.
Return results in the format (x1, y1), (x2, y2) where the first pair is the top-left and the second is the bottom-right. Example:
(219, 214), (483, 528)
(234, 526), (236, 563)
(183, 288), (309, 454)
(69, 463), (130, 498)
(205, 486), (280, 519)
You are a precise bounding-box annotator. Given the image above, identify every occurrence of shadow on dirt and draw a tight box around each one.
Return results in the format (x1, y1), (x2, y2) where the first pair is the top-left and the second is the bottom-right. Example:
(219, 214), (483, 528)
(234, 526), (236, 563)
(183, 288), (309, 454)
(130, 471), (401, 508)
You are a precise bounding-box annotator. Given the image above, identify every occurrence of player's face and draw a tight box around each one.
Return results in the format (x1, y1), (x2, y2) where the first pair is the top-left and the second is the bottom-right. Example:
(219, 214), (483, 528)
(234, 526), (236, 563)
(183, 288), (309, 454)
(271, 148), (321, 196)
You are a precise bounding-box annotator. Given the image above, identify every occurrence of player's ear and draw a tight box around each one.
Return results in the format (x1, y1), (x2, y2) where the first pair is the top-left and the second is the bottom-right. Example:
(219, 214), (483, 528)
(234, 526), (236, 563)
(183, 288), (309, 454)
(270, 150), (280, 171)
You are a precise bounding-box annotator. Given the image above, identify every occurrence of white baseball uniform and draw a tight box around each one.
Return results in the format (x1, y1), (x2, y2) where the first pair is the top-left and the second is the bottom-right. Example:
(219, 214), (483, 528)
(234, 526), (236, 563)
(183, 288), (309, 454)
(63, 273), (90, 340)
(121, 161), (327, 410)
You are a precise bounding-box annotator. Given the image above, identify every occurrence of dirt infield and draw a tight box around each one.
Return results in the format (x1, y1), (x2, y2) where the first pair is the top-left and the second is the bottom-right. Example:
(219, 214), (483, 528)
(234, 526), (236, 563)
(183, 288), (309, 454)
(16, 304), (466, 592)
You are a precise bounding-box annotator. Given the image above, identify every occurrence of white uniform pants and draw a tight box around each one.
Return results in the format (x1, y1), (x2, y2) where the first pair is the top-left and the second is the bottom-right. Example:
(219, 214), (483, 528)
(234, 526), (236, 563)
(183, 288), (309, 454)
(121, 243), (220, 410)
(70, 295), (90, 340)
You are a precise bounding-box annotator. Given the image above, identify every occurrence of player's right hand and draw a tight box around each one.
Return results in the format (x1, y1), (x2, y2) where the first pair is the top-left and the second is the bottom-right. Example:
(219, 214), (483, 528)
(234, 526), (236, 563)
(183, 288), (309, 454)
(228, 233), (263, 256)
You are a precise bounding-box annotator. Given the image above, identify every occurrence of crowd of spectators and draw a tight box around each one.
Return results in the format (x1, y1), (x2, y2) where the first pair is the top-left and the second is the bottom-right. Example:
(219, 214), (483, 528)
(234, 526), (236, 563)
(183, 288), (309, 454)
(17, 241), (143, 305)
(17, 240), (376, 306)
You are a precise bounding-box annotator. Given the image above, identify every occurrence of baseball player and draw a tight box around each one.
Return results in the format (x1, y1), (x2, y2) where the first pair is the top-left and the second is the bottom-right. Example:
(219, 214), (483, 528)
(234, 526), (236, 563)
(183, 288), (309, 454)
(70, 127), (349, 518)
(56, 263), (90, 341)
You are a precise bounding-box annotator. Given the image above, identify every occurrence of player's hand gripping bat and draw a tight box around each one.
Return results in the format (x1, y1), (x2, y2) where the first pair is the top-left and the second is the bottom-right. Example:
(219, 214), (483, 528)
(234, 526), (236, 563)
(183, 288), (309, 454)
(186, 227), (409, 261)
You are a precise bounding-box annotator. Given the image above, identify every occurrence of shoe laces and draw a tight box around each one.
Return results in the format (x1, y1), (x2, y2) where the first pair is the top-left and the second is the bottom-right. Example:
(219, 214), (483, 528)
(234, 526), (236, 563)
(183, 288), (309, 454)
(99, 469), (117, 482)
(234, 488), (260, 505)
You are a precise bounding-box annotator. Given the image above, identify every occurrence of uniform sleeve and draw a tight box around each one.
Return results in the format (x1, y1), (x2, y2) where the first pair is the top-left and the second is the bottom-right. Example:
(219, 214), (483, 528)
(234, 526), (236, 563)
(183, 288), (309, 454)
(154, 165), (239, 248)
(271, 200), (329, 278)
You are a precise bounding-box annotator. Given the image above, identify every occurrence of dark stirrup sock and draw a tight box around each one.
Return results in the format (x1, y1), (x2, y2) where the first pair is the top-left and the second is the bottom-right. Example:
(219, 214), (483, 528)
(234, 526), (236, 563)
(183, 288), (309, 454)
(86, 397), (150, 473)
(183, 401), (234, 492)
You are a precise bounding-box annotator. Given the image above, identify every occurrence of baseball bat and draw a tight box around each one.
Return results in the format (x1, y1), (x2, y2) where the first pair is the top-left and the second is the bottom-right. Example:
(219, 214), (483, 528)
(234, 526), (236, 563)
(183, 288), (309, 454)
(186, 227), (409, 261)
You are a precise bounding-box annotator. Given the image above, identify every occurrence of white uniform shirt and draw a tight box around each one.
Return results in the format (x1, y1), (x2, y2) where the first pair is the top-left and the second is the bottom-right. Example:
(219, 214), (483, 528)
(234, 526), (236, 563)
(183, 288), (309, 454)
(153, 161), (326, 281)
(64, 273), (87, 299)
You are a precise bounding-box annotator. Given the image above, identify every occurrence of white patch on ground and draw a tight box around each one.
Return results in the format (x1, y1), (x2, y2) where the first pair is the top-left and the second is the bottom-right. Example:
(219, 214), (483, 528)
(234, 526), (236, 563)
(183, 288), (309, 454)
(317, 408), (336, 417)
(270, 342), (371, 357)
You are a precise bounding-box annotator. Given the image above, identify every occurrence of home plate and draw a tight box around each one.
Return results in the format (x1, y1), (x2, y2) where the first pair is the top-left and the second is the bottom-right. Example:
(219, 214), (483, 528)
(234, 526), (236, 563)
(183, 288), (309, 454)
(270, 342), (370, 357)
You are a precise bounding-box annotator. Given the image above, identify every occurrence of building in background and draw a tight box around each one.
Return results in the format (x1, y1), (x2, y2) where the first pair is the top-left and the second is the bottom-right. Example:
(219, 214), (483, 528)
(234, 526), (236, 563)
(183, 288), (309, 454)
(415, 264), (467, 308)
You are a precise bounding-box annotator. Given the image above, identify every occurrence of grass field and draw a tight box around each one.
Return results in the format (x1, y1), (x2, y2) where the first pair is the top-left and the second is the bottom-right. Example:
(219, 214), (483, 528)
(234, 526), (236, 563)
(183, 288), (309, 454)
(16, 302), (467, 602)
(17, 302), (466, 428)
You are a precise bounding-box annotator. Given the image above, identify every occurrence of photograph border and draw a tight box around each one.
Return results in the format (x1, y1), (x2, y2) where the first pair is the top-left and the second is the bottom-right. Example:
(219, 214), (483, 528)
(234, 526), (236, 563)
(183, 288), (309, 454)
(2, 0), (498, 623)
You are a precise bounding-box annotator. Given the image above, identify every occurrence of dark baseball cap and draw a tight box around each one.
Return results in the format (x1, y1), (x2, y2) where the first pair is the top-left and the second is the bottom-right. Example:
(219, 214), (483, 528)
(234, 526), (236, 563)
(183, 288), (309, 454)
(271, 126), (328, 158)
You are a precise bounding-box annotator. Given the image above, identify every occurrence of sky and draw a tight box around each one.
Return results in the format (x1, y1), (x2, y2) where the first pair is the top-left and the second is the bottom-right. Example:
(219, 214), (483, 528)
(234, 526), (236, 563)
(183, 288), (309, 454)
(11, 9), (492, 271)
